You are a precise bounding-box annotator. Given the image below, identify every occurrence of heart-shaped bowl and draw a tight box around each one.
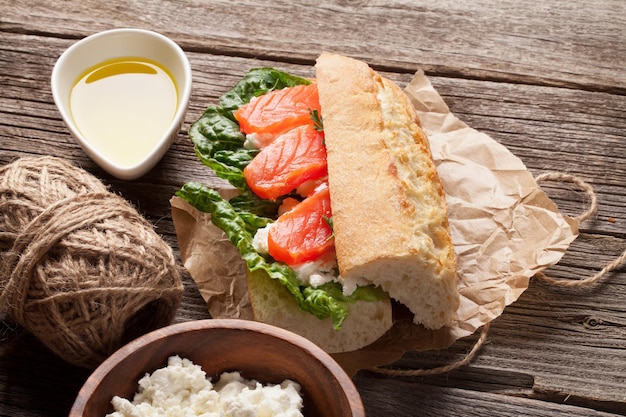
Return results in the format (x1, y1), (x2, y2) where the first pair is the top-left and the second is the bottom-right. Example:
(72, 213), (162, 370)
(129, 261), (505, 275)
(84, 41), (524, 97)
(69, 319), (365, 417)
(51, 28), (192, 180)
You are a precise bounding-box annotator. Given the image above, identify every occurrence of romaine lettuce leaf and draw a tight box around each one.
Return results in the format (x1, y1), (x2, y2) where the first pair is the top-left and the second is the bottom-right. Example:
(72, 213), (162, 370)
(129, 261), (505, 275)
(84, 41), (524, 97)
(176, 182), (350, 328)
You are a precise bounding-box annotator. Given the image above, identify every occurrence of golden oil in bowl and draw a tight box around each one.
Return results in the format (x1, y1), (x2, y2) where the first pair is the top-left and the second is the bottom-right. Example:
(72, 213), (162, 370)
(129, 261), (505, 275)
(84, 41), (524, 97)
(69, 57), (178, 169)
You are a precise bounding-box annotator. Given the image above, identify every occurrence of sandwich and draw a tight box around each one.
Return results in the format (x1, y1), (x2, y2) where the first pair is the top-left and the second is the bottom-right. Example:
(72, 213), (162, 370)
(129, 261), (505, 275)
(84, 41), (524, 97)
(177, 53), (459, 352)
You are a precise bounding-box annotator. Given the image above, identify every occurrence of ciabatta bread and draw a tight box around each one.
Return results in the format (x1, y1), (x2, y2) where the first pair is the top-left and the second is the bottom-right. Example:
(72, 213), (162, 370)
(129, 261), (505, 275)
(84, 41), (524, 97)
(315, 53), (459, 329)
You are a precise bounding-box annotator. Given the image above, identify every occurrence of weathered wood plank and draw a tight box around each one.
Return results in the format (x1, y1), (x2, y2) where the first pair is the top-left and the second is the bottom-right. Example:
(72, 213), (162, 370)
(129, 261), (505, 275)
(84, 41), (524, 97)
(1, 2), (625, 414)
(2, 31), (624, 415)
(1, 0), (625, 92)
(354, 374), (624, 416)
(3, 31), (624, 234)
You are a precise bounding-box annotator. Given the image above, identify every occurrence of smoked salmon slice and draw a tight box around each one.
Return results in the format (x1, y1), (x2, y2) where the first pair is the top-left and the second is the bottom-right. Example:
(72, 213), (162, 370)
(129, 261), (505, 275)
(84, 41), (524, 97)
(243, 124), (327, 200)
(234, 83), (320, 137)
(268, 185), (334, 265)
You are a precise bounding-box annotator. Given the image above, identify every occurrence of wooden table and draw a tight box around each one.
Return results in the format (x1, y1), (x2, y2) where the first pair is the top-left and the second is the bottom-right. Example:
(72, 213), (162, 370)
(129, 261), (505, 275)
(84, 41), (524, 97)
(1, 1), (625, 415)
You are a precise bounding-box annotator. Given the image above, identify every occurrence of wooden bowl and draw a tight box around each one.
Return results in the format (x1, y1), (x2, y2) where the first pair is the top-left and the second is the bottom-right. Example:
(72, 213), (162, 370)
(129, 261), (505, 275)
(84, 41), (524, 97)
(69, 319), (365, 417)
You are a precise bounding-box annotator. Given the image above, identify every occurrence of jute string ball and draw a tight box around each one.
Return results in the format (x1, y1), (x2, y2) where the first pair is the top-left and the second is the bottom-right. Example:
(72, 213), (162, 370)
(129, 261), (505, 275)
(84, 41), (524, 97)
(0, 156), (183, 368)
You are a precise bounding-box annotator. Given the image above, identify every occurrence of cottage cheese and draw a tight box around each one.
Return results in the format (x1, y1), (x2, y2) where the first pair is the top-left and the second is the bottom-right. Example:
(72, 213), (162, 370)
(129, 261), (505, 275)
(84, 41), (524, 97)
(106, 355), (303, 417)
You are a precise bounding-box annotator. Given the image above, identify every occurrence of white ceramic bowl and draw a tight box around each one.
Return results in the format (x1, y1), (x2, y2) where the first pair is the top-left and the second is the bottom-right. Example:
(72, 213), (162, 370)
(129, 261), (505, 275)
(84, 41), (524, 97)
(51, 28), (192, 180)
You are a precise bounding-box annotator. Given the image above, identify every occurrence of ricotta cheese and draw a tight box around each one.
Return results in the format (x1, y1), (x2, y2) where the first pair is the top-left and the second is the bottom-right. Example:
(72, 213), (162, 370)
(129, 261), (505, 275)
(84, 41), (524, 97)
(106, 355), (303, 417)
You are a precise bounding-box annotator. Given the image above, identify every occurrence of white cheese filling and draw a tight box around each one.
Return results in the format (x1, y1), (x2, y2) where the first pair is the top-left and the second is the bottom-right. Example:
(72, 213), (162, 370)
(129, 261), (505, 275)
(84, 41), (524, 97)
(106, 355), (303, 417)
(252, 223), (339, 288)
(252, 223), (367, 296)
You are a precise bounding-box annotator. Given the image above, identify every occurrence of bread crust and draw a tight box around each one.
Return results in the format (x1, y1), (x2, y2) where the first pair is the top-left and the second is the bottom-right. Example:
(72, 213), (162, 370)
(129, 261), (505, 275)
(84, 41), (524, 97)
(315, 53), (459, 329)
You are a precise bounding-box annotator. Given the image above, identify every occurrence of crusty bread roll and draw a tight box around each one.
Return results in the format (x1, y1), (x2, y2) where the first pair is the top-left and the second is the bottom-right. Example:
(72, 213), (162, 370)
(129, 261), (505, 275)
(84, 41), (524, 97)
(247, 270), (393, 353)
(315, 53), (459, 329)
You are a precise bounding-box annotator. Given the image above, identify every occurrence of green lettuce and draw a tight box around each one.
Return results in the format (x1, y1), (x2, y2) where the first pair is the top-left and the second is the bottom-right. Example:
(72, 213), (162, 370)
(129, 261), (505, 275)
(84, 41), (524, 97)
(177, 67), (386, 329)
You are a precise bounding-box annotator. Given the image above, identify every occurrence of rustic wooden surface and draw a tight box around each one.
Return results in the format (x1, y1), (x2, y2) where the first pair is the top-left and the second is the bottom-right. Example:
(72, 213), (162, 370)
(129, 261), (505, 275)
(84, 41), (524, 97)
(1, 0), (625, 416)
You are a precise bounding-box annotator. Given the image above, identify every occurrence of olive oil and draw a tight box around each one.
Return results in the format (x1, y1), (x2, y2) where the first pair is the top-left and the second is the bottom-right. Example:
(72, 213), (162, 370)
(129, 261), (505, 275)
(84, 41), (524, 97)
(69, 57), (178, 168)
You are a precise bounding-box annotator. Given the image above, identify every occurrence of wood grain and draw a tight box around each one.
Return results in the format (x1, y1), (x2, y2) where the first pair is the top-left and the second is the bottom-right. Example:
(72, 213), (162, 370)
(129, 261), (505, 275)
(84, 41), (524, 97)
(1, 0), (625, 416)
(2, 0), (625, 92)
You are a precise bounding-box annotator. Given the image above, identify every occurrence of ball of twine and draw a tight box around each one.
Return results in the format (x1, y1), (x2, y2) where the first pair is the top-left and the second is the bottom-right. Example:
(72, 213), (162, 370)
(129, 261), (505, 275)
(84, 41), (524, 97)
(0, 156), (183, 368)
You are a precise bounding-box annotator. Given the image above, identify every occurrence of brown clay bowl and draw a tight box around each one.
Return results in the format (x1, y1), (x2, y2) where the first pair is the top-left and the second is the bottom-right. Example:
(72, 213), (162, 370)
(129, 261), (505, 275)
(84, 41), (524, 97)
(69, 319), (365, 417)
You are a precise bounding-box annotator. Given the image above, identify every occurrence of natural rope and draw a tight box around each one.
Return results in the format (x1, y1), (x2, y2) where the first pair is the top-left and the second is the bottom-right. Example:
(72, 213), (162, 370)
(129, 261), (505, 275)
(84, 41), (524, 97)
(371, 323), (490, 376)
(534, 171), (625, 287)
(534, 171), (598, 222)
(0, 156), (184, 368)
(534, 248), (626, 288)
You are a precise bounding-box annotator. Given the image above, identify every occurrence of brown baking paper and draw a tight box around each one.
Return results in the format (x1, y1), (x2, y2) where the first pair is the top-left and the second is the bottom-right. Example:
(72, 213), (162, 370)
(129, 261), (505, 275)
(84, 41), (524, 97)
(170, 70), (578, 375)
